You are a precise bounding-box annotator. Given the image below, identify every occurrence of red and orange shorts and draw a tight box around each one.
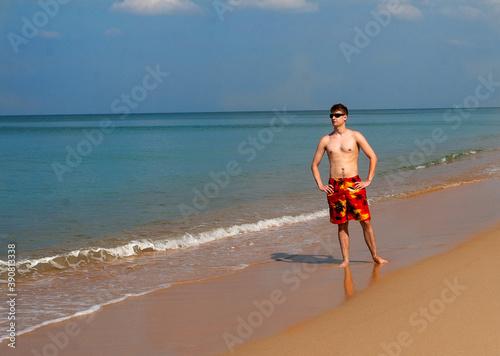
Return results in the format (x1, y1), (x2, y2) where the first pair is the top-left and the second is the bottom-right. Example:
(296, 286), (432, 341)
(326, 175), (371, 224)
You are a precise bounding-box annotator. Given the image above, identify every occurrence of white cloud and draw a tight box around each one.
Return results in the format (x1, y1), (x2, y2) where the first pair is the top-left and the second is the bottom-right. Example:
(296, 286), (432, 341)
(458, 5), (483, 18)
(378, 0), (423, 21)
(110, 0), (201, 15)
(396, 4), (423, 20)
(37, 30), (63, 39)
(227, 0), (318, 13)
(441, 5), (484, 20)
(104, 28), (123, 36)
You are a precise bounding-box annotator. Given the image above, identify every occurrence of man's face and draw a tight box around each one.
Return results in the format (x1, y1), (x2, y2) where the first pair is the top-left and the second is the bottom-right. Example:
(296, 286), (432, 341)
(330, 111), (347, 126)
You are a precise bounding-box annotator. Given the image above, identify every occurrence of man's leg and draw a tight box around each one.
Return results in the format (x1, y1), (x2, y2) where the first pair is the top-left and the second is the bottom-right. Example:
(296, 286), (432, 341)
(359, 220), (388, 264)
(338, 221), (350, 267)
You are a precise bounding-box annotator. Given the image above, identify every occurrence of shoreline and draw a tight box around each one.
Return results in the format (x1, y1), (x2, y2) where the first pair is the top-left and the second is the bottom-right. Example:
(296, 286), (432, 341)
(1, 179), (499, 355)
(3, 145), (499, 339)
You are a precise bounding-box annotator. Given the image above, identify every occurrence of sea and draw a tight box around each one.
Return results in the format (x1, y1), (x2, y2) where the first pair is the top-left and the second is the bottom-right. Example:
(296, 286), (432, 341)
(1, 107), (500, 342)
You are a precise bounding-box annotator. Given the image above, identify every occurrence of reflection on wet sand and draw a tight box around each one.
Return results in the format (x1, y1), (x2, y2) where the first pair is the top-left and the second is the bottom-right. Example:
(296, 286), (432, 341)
(270, 252), (384, 301)
(343, 263), (381, 300)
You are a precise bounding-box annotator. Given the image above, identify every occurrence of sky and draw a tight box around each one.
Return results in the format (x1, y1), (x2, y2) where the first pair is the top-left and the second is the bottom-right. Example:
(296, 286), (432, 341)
(1, 0), (500, 115)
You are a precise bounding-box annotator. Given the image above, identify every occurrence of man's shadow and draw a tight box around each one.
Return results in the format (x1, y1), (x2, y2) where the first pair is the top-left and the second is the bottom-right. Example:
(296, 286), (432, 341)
(271, 253), (382, 299)
(271, 252), (368, 265)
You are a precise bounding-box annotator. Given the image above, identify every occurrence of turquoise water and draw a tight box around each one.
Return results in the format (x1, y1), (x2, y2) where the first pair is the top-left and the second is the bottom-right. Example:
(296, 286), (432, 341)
(1, 108), (499, 255)
(0, 107), (499, 340)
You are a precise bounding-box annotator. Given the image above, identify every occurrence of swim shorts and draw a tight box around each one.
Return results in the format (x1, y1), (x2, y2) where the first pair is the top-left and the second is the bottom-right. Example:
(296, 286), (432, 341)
(326, 175), (371, 224)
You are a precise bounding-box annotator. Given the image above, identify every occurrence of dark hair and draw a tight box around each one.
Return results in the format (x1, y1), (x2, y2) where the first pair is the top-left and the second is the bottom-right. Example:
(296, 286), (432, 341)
(330, 103), (348, 116)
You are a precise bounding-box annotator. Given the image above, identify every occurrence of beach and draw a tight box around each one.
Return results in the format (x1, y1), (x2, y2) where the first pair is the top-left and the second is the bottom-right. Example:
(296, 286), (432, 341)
(228, 223), (500, 355)
(2, 179), (499, 355)
(3, 108), (499, 339)
(3, 1), (500, 354)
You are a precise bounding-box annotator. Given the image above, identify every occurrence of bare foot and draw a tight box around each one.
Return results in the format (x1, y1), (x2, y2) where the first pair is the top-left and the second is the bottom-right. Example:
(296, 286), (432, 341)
(373, 256), (388, 264)
(338, 260), (349, 268)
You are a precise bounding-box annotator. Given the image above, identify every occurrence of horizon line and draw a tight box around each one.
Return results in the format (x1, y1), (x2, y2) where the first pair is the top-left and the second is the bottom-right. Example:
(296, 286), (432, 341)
(1, 106), (500, 118)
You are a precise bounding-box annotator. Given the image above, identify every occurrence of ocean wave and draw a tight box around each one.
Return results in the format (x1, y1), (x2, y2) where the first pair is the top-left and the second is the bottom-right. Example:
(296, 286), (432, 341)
(0, 210), (328, 277)
(380, 149), (482, 175)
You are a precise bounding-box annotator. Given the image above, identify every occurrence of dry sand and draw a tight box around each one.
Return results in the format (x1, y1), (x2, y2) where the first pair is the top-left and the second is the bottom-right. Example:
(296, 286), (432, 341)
(1, 179), (499, 356)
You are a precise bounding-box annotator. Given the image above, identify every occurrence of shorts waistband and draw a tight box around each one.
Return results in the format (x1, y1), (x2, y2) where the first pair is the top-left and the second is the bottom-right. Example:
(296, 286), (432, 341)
(329, 175), (361, 183)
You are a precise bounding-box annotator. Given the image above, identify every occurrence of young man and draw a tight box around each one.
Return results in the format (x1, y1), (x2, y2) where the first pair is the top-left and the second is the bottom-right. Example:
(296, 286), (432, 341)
(311, 104), (388, 267)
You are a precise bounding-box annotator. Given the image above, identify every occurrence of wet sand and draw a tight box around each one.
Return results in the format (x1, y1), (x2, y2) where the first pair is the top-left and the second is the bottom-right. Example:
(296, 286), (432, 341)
(1, 179), (499, 355)
(227, 224), (500, 355)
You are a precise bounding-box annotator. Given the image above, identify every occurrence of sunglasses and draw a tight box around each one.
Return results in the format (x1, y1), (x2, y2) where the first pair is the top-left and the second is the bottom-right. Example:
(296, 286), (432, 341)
(330, 113), (344, 118)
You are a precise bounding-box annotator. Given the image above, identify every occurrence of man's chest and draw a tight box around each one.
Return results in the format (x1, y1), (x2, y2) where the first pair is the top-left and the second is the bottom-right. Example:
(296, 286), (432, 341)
(326, 137), (358, 155)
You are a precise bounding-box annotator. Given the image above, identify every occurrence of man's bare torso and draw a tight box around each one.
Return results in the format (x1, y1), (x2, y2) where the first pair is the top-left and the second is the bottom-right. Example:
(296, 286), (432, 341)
(324, 129), (360, 179)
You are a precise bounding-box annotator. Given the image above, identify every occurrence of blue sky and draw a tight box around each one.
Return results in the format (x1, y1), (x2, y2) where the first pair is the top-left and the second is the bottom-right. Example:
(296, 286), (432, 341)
(1, 0), (500, 115)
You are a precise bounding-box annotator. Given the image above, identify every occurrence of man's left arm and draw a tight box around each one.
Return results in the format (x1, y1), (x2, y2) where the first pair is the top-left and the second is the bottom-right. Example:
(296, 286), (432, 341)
(354, 132), (377, 190)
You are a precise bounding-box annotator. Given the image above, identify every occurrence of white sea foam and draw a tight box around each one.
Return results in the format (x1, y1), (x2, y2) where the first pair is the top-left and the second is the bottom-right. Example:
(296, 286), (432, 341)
(483, 164), (500, 175)
(0, 287), (170, 344)
(0, 210), (328, 275)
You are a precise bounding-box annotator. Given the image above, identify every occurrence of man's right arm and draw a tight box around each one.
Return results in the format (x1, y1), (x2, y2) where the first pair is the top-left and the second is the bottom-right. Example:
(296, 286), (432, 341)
(311, 136), (333, 194)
